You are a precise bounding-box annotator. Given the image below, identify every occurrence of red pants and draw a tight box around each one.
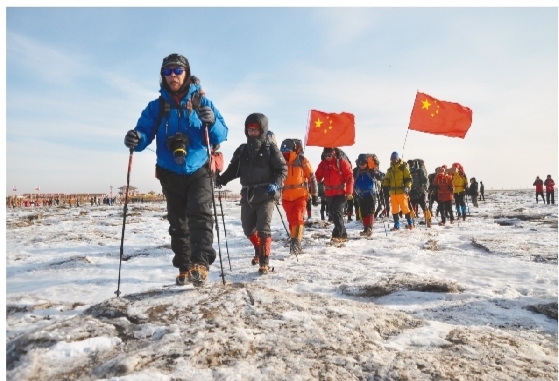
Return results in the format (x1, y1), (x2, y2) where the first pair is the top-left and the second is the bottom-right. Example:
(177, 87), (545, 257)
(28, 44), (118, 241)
(282, 197), (307, 238)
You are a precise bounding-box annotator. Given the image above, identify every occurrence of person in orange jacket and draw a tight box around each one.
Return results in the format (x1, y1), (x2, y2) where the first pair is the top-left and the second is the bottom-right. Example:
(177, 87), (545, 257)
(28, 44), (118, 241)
(279, 139), (318, 254)
(315, 147), (354, 243)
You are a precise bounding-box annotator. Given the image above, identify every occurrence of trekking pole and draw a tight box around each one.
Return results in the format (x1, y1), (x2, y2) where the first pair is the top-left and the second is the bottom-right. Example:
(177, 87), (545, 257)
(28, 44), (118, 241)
(275, 201), (290, 236)
(204, 126), (226, 285)
(115, 148), (133, 298)
(217, 193), (232, 271)
(379, 189), (388, 236)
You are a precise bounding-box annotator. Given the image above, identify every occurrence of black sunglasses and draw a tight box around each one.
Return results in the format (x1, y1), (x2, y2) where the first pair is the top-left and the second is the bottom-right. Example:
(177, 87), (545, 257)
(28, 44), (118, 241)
(162, 67), (185, 76)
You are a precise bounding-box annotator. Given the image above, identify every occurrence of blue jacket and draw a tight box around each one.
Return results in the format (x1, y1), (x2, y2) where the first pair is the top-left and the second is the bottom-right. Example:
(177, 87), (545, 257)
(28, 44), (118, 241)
(353, 168), (384, 197)
(133, 85), (228, 175)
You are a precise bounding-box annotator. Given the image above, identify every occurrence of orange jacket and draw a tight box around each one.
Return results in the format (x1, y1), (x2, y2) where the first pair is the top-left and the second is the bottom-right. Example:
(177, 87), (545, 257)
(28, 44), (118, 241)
(282, 152), (318, 202)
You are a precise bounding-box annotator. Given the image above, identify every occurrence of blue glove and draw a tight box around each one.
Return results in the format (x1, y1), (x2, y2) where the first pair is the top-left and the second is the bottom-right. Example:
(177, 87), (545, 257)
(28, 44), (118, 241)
(403, 187), (409, 194)
(267, 183), (279, 195)
(198, 106), (215, 126)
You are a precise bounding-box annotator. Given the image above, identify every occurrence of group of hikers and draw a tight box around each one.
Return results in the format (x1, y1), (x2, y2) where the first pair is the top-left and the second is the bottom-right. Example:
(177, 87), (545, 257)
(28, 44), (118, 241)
(124, 53), (484, 286)
(533, 175), (555, 205)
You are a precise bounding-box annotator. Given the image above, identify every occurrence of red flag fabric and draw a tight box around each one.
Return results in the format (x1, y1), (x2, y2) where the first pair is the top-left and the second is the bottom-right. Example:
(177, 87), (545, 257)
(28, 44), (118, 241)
(408, 92), (473, 139)
(306, 110), (355, 147)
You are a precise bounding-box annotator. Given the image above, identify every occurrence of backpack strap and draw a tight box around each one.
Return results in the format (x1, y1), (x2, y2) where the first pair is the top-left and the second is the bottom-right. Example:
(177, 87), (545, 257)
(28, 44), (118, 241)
(153, 96), (172, 139)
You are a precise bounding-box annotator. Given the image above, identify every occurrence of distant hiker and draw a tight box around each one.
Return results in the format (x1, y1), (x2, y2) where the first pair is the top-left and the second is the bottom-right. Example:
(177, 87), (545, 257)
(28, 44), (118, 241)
(407, 159), (431, 227)
(544, 175), (555, 205)
(479, 181), (485, 201)
(533, 176), (545, 203)
(382, 152), (414, 231)
(279, 138), (318, 255)
(434, 166), (455, 226)
(216, 113), (286, 274)
(469, 178), (479, 207)
(124, 53), (228, 286)
(353, 154), (385, 237)
(451, 163), (468, 221)
(315, 147), (354, 243)
(427, 168), (439, 216)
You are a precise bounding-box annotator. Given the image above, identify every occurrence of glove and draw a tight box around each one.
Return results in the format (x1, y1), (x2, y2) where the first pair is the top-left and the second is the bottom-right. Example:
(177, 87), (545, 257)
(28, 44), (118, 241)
(311, 195), (318, 207)
(403, 187), (409, 194)
(215, 175), (223, 189)
(198, 106), (215, 126)
(267, 183), (279, 195)
(124, 130), (140, 149)
(346, 194), (353, 201)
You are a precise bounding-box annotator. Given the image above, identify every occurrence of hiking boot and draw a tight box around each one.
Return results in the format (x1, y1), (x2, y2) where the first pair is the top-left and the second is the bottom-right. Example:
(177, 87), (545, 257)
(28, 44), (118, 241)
(438, 221), (445, 226)
(462, 215), (466, 221)
(360, 227), (373, 237)
(258, 265), (269, 274)
(188, 264), (208, 286)
(406, 224), (414, 230)
(450, 220), (454, 224)
(251, 255), (259, 266)
(390, 227), (400, 231)
(176, 270), (190, 286)
(289, 238), (304, 255)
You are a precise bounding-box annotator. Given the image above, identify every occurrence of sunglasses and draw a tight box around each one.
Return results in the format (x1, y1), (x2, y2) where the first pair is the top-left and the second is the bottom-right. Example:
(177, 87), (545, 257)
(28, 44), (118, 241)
(162, 67), (185, 76)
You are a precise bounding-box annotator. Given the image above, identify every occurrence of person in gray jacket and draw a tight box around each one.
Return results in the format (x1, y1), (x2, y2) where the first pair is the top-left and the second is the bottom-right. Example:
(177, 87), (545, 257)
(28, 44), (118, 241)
(217, 113), (287, 274)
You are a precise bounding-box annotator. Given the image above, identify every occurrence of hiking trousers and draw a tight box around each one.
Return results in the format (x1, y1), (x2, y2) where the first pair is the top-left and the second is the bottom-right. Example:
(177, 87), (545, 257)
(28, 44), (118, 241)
(536, 192), (545, 203)
(282, 197), (307, 231)
(326, 195), (347, 238)
(157, 165), (215, 273)
(546, 191), (555, 204)
(240, 198), (275, 239)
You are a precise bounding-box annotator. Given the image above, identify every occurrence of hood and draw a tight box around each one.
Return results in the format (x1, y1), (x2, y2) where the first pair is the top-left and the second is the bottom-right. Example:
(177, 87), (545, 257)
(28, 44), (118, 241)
(244, 113), (269, 142)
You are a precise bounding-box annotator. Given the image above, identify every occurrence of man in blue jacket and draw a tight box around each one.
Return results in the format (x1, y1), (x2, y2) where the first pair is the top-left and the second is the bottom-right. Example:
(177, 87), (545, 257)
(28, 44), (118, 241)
(124, 53), (228, 286)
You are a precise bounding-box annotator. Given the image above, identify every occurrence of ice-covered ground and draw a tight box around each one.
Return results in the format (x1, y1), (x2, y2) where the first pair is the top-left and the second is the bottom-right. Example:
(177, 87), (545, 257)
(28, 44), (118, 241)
(5, 189), (558, 380)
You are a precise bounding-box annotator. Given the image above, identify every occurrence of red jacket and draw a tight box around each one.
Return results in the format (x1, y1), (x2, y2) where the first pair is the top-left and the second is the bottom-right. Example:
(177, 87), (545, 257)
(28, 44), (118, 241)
(315, 158), (354, 197)
(544, 178), (555, 192)
(533, 178), (544, 192)
(434, 173), (454, 202)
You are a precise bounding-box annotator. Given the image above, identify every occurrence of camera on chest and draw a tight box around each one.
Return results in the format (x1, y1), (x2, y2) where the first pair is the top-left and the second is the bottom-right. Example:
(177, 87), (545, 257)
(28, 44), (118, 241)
(166, 133), (189, 165)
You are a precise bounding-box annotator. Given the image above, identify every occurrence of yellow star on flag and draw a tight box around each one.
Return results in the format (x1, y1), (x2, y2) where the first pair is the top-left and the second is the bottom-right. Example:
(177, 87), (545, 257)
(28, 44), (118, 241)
(421, 99), (431, 110)
(314, 118), (323, 128)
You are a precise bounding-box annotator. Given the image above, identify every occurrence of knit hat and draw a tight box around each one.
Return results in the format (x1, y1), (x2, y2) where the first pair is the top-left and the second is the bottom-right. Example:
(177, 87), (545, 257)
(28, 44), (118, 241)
(280, 139), (296, 152)
(390, 152), (399, 161)
(161, 53), (190, 71)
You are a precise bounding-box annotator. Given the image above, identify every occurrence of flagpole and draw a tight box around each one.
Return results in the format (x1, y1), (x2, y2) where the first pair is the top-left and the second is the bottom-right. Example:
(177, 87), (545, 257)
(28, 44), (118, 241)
(402, 127), (410, 159)
(303, 110), (311, 151)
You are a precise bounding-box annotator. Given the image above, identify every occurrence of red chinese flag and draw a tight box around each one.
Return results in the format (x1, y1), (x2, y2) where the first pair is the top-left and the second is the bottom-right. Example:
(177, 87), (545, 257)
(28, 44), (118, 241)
(305, 110), (355, 147)
(408, 92), (473, 139)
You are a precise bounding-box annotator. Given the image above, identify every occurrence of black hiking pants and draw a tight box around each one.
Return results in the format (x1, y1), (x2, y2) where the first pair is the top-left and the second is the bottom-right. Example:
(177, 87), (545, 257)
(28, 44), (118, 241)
(240, 198), (275, 239)
(157, 165), (216, 273)
(440, 201), (454, 223)
(546, 191), (555, 205)
(536, 191), (545, 203)
(357, 194), (376, 221)
(410, 190), (427, 214)
(320, 198), (328, 220)
(326, 195), (347, 238)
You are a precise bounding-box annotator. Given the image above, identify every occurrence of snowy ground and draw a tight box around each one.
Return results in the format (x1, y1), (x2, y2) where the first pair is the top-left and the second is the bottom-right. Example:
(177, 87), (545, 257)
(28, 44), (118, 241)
(5, 190), (558, 380)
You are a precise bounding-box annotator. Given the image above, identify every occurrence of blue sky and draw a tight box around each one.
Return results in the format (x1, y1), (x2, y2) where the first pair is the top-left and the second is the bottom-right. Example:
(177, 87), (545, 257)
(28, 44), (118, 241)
(4, 6), (558, 195)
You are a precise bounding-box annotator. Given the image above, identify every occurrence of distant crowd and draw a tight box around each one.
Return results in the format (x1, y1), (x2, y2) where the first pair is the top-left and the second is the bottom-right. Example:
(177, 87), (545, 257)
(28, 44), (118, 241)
(6, 194), (166, 208)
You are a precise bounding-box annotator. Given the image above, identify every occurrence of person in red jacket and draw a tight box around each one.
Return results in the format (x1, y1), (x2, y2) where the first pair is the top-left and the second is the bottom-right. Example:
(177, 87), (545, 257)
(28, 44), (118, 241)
(533, 176), (545, 203)
(315, 147), (354, 243)
(433, 166), (455, 226)
(544, 175), (555, 205)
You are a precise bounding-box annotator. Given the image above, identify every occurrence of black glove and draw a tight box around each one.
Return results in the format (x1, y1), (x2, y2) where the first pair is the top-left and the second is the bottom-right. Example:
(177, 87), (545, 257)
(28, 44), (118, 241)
(198, 106), (215, 126)
(124, 130), (140, 149)
(215, 175), (223, 189)
(311, 195), (318, 207)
